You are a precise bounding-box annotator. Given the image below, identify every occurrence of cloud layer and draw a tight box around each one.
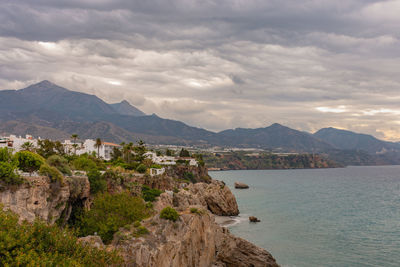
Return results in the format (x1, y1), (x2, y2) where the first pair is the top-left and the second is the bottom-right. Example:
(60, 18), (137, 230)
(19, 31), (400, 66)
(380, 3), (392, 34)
(1, 0), (400, 140)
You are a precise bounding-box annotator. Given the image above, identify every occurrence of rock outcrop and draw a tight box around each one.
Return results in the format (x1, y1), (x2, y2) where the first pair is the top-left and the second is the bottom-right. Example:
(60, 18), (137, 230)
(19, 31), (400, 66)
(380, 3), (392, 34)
(113, 208), (278, 267)
(117, 181), (278, 267)
(0, 176), (89, 223)
(155, 180), (239, 216)
(234, 182), (249, 189)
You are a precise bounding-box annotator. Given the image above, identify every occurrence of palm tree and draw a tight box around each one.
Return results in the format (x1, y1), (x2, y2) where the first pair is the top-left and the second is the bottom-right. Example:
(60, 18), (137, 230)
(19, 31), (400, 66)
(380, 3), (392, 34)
(71, 134), (78, 155)
(21, 141), (34, 152)
(95, 138), (102, 158)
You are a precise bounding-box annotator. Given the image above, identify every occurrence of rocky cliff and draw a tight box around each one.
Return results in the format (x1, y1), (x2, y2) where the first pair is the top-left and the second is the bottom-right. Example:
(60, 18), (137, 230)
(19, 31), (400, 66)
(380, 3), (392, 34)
(114, 183), (277, 266)
(0, 174), (278, 267)
(0, 175), (89, 223)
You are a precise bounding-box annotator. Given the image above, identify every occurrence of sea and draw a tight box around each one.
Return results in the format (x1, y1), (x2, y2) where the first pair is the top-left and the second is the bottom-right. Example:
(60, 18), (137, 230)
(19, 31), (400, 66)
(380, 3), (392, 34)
(210, 166), (400, 267)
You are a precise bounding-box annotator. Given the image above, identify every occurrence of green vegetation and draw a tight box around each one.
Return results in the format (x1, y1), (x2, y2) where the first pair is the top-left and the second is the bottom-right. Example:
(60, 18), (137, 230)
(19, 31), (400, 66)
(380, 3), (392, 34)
(141, 185), (163, 202)
(15, 151), (45, 174)
(77, 192), (151, 244)
(179, 148), (190, 157)
(87, 169), (107, 194)
(36, 139), (65, 158)
(183, 171), (195, 183)
(47, 154), (72, 175)
(39, 164), (64, 183)
(136, 163), (147, 173)
(160, 207), (179, 222)
(0, 205), (121, 266)
(0, 162), (23, 185)
(136, 226), (149, 235)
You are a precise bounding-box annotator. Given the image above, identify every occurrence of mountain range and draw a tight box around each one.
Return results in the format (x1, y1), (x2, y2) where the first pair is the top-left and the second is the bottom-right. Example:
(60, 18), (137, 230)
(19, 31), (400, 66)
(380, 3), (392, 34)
(1, 80), (399, 165)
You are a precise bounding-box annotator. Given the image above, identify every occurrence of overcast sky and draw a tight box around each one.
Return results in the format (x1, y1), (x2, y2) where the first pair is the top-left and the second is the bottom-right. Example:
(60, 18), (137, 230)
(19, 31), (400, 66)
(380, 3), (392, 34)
(1, 0), (400, 140)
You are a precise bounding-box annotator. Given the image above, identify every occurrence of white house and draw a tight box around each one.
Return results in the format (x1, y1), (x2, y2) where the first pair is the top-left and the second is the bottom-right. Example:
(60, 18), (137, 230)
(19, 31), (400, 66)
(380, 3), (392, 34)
(149, 167), (165, 177)
(1, 135), (38, 151)
(63, 139), (120, 160)
(144, 152), (177, 165)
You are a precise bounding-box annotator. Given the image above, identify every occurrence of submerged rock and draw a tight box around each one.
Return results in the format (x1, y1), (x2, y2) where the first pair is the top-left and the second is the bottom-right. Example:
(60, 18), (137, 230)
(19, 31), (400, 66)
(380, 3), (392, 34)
(234, 182), (249, 189)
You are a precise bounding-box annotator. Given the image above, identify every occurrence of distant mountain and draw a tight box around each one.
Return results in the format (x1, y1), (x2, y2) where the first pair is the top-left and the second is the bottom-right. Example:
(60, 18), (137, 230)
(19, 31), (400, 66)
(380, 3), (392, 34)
(110, 100), (145, 116)
(1, 81), (400, 167)
(213, 123), (334, 152)
(314, 127), (400, 154)
(0, 80), (216, 143)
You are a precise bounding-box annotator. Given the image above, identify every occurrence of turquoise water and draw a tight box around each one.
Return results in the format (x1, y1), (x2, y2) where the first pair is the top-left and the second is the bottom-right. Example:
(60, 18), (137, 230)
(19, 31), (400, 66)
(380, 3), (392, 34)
(210, 166), (400, 267)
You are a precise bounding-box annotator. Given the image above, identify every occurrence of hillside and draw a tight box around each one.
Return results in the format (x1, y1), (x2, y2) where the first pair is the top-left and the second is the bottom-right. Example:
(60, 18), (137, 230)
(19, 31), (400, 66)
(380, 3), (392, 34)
(213, 123), (334, 152)
(314, 127), (400, 154)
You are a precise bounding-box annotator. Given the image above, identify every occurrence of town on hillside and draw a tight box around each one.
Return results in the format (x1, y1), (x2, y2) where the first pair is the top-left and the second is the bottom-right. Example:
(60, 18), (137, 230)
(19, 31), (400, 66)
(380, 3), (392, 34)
(0, 134), (199, 177)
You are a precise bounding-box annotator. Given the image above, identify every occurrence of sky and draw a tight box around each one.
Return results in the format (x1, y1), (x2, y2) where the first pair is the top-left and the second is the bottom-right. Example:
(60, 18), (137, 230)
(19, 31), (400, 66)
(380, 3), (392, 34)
(1, 0), (400, 141)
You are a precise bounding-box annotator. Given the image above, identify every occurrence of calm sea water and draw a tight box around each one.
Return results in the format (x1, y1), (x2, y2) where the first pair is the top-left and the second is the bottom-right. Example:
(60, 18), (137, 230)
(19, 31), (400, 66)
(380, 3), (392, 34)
(210, 166), (400, 267)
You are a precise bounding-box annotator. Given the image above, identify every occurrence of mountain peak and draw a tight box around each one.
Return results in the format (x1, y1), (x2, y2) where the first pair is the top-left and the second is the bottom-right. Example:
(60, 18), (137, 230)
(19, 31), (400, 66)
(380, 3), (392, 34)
(22, 80), (68, 93)
(110, 100), (145, 117)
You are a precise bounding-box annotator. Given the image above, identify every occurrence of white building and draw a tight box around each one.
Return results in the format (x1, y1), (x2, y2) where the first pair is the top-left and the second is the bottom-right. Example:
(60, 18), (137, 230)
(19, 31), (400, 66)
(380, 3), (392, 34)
(149, 167), (165, 177)
(144, 152), (177, 165)
(63, 139), (120, 160)
(0, 135), (38, 151)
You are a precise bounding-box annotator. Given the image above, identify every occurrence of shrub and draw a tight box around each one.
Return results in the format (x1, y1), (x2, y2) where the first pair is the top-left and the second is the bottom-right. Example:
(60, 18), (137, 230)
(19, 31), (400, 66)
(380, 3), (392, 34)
(0, 204), (122, 266)
(0, 162), (24, 185)
(77, 192), (151, 244)
(190, 207), (198, 214)
(87, 168), (107, 194)
(47, 155), (72, 175)
(72, 156), (97, 171)
(136, 226), (149, 235)
(0, 147), (13, 163)
(160, 207), (179, 222)
(183, 172), (195, 183)
(142, 185), (162, 202)
(133, 221), (141, 228)
(15, 151), (45, 174)
(136, 164), (147, 173)
(39, 164), (63, 183)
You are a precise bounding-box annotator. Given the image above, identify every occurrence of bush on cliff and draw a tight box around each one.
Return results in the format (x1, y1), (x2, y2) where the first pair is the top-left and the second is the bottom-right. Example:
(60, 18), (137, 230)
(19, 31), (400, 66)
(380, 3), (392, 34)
(39, 164), (64, 183)
(136, 163), (147, 173)
(77, 192), (151, 244)
(87, 168), (107, 194)
(141, 185), (162, 202)
(15, 151), (45, 174)
(0, 205), (122, 266)
(0, 161), (24, 185)
(47, 155), (72, 176)
(0, 147), (13, 163)
(160, 207), (179, 222)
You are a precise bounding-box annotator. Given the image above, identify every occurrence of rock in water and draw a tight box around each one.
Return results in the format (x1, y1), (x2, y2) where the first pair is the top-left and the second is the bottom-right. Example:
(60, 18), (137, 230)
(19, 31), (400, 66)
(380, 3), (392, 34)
(249, 216), (261, 222)
(234, 182), (249, 189)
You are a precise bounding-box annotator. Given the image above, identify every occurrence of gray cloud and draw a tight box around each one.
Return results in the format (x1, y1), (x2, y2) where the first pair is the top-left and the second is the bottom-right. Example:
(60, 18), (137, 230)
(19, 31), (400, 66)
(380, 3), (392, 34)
(1, 0), (400, 140)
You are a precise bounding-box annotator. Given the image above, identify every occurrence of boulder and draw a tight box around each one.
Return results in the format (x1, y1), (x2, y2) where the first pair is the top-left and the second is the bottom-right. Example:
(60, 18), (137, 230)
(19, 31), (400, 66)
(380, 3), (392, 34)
(234, 182), (249, 189)
(249, 216), (261, 222)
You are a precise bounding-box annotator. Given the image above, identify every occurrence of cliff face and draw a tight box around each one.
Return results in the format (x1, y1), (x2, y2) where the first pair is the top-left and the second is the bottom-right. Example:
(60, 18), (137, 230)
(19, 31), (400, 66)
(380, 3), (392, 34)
(0, 176), (89, 223)
(114, 190), (277, 267)
(0, 174), (278, 266)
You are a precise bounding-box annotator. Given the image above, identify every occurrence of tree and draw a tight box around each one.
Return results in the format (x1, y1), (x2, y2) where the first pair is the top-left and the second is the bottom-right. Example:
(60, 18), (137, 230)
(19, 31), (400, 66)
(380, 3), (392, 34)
(46, 155), (72, 175)
(111, 147), (122, 161)
(133, 140), (146, 162)
(36, 139), (65, 158)
(166, 149), (174, 156)
(21, 141), (34, 152)
(0, 147), (13, 163)
(71, 134), (78, 155)
(179, 148), (190, 157)
(0, 162), (24, 185)
(15, 151), (45, 174)
(95, 138), (102, 159)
